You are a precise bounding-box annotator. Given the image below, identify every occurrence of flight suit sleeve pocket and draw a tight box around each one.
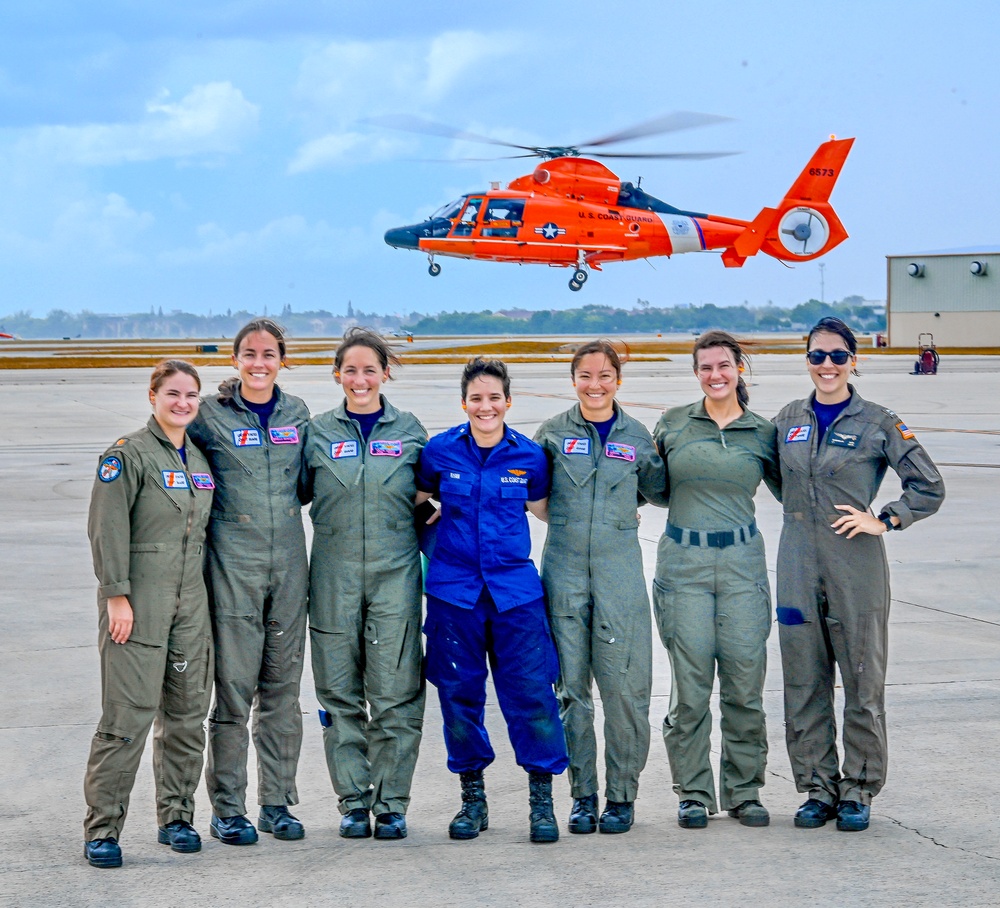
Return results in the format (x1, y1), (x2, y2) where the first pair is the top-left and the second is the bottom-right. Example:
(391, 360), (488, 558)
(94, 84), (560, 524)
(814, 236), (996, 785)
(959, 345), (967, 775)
(548, 514), (568, 526)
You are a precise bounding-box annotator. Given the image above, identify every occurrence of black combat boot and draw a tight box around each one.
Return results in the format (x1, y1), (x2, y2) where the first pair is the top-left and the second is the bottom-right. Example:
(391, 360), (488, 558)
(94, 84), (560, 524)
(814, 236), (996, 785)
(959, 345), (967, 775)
(528, 772), (559, 843)
(449, 770), (489, 840)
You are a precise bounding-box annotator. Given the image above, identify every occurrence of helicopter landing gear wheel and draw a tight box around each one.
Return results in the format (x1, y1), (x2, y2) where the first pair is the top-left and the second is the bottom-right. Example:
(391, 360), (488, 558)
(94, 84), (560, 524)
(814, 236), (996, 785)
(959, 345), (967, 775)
(572, 269), (588, 284)
(569, 278), (583, 291)
(428, 262), (441, 277)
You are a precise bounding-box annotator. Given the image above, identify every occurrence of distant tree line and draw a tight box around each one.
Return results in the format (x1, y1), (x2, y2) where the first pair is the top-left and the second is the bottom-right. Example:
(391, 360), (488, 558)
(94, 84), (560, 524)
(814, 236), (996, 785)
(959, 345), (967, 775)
(0, 303), (412, 340)
(0, 297), (883, 339)
(404, 296), (884, 336)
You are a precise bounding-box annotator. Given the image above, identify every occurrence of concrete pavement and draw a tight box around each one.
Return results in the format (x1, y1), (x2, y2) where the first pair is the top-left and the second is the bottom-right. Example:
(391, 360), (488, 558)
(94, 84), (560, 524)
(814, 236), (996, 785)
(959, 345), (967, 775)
(0, 355), (997, 907)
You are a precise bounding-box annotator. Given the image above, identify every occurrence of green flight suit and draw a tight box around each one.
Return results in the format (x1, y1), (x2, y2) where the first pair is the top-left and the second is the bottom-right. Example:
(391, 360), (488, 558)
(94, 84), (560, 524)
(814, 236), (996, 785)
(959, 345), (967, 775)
(652, 401), (781, 814)
(774, 388), (944, 807)
(534, 402), (667, 803)
(84, 417), (214, 841)
(305, 398), (427, 816)
(187, 382), (310, 817)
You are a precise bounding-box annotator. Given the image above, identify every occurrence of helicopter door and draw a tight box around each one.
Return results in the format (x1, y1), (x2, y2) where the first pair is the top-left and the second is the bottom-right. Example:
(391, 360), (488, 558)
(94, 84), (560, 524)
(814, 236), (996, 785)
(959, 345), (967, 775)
(481, 199), (526, 238)
(451, 197), (484, 237)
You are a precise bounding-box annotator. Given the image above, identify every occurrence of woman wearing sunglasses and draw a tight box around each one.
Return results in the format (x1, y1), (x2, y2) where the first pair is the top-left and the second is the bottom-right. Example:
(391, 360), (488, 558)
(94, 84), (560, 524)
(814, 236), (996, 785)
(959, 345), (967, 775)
(773, 317), (944, 833)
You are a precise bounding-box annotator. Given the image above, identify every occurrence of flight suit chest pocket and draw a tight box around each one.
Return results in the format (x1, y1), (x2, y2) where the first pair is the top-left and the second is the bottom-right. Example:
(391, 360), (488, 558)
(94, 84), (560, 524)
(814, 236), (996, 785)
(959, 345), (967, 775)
(499, 483), (528, 501)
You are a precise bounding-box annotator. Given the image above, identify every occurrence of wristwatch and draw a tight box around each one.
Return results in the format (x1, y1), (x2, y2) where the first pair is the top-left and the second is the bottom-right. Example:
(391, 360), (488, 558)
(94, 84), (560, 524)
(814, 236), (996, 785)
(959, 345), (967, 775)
(878, 513), (896, 533)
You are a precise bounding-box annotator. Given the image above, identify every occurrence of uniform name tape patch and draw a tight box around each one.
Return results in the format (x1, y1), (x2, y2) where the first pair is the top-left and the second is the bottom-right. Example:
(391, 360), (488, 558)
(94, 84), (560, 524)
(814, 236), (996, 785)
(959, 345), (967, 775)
(162, 470), (189, 489)
(330, 440), (358, 459)
(562, 437), (590, 455)
(785, 425), (811, 443)
(828, 431), (860, 448)
(232, 428), (262, 447)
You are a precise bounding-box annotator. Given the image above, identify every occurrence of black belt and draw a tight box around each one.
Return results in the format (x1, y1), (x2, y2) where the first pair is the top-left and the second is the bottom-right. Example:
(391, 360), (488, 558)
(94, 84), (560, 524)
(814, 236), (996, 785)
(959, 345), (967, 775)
(665, 520), (758, 549)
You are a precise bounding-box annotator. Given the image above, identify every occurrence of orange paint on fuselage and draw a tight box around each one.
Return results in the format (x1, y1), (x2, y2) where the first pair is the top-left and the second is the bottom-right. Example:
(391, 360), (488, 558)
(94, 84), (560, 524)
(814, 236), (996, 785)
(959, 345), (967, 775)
(388, 138), (854, 283)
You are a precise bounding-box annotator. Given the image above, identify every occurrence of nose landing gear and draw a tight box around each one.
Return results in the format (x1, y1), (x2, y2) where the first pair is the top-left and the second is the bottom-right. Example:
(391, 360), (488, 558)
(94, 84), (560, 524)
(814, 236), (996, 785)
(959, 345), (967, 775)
(428, 255), (441, 277)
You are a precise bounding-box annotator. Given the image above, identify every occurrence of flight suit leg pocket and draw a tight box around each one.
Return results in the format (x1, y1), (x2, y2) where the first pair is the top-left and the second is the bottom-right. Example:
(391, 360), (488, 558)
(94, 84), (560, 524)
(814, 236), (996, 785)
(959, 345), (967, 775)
(652, 579), (675, 648)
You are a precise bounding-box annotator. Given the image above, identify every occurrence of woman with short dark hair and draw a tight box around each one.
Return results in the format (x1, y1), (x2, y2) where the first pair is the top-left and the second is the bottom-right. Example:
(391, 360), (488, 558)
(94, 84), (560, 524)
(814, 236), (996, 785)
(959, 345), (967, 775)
(417, 357), (568, 843)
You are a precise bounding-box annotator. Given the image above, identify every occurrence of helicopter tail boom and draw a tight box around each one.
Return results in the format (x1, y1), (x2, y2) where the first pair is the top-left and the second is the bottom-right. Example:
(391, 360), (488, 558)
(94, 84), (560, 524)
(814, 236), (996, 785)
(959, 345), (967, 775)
(727, 137), (854, 265)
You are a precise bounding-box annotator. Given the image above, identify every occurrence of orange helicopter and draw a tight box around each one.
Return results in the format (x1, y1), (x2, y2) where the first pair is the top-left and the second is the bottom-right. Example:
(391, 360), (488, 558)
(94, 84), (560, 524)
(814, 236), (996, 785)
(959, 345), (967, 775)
(379, 113), (854, 291)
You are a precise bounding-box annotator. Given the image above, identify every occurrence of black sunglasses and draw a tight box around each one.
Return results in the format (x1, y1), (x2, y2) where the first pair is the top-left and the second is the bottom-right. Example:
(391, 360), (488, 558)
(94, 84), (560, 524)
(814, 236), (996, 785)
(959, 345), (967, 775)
(806, 349), (851, 366)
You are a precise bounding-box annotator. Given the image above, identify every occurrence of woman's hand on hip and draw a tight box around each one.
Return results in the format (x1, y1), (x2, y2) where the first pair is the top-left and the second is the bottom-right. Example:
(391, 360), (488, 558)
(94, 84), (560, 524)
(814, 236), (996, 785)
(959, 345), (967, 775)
(831, 504), (885, 539)
(107, 595), (134, 644)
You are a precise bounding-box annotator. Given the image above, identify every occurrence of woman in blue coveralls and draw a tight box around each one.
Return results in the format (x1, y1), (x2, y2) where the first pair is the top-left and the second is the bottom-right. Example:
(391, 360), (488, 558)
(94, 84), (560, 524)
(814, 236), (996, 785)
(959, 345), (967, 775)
(416, 357), (569, 844)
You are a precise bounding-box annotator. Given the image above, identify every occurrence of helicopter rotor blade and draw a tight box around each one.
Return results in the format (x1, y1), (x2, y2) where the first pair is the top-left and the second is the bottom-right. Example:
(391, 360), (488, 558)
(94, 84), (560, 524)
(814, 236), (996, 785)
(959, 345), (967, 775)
(577, 111), (733, 149)
(362, 114), (541, 154)
(591, 150), (740, 161)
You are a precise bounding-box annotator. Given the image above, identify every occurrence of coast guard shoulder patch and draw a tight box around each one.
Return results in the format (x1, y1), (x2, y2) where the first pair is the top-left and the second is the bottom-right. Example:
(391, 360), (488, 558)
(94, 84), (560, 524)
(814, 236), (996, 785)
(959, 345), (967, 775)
(98, 456), (122, 483)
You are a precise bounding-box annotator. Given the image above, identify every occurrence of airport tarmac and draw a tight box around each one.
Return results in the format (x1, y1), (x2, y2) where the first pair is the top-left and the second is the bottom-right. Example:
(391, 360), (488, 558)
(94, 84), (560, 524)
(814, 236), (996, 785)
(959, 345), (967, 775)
(1, 355), (998, 907)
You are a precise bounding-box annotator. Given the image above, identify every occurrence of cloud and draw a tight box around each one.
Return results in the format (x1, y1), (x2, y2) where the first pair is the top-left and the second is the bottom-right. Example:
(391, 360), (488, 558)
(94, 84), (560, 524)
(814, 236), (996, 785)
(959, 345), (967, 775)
(159, 214), (375, 265)
(21, 82), (259, 165)
(287, 30), (525, 172)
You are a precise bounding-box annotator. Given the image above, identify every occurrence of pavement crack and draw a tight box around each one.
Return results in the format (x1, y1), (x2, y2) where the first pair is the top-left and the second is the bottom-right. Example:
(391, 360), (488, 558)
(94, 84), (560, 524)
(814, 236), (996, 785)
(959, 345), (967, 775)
(884, 815), (1000, 861)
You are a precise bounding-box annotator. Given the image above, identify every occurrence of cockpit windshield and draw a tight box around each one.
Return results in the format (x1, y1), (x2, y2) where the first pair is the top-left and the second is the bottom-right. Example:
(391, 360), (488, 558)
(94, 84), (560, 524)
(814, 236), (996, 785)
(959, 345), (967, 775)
(430, 197), (467, 221)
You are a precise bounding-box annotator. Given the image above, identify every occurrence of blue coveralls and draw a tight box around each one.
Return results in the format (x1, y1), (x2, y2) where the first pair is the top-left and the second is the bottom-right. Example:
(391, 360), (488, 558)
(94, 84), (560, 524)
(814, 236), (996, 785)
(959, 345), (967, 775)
(416, 423), (568, 776)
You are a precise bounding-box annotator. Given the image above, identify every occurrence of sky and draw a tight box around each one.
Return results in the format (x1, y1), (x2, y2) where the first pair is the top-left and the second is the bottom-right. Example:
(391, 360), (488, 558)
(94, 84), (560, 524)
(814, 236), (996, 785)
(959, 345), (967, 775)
(1, 1), (997, 318)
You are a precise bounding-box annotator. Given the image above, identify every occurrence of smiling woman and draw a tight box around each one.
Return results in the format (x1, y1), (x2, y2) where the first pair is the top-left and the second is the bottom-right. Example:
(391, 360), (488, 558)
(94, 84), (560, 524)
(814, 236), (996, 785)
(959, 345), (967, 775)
(83, 360), (215, 868)
(651, 331), (782, 831)
(416, 356), (569, 844)
(774, 317), (945, 833)
(186, 318), (312, 846)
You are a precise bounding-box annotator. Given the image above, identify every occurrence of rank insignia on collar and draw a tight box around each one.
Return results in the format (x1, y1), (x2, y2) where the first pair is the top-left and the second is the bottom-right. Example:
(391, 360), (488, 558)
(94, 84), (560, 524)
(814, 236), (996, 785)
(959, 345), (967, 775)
(785, 425), (811, 443)
(562, 437), (590, 455)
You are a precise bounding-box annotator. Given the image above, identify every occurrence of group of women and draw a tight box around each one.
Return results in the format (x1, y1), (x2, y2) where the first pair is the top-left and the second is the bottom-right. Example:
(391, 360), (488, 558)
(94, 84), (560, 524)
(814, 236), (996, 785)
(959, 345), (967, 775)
(82, 317), (944, 867)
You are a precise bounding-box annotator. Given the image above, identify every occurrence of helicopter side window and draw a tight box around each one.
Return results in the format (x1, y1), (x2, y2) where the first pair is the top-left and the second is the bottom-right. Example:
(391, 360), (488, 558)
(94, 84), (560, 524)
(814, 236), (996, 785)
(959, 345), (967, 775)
(481, 199), (526, 238)
(452, 197), (484, 237)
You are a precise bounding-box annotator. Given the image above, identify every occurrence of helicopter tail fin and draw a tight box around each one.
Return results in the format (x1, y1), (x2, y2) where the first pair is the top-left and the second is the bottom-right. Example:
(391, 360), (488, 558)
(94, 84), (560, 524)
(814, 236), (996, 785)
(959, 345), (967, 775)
(732, 137), (854, 263)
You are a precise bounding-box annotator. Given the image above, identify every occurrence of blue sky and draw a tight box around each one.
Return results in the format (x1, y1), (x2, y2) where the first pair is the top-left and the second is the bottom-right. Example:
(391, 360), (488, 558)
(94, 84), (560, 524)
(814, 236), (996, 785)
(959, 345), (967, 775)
(1, 1), (996, 318)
